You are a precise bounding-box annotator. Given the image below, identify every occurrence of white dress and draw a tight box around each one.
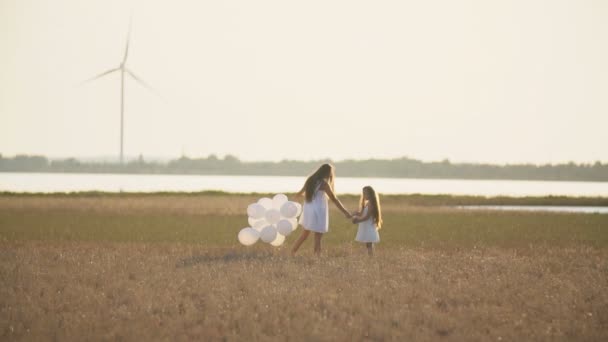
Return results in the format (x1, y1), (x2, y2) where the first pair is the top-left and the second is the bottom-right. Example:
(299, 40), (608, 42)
(355, 206), (380, 243)
(299, 181), (329, 233)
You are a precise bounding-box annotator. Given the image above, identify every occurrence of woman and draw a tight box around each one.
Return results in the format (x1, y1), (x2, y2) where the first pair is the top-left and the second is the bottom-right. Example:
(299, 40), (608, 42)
(291, 164), (351, 255)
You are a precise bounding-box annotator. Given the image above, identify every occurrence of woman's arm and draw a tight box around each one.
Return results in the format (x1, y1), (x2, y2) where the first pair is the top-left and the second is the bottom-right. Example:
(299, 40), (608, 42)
(320, 181), (351, 218)
(295, 184), (305, 199)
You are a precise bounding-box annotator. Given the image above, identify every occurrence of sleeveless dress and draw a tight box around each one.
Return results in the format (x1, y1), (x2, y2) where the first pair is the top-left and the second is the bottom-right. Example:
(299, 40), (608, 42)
(355, 206), (380, 243)
(299, 181), (329, 233)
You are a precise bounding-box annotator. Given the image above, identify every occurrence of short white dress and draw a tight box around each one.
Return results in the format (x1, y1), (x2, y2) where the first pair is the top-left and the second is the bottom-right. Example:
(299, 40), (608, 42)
(355, 206), (380, 243)
(299, 181), (329, 233)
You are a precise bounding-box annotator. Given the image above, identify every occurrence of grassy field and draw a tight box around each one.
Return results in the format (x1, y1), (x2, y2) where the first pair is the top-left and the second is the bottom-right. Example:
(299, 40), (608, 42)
(1, 193), (607, 341)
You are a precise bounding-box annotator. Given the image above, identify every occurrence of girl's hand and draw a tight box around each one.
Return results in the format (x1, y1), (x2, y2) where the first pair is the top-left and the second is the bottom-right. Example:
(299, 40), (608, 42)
(351, 217), (358, 224)
(344, 211), (352, 219)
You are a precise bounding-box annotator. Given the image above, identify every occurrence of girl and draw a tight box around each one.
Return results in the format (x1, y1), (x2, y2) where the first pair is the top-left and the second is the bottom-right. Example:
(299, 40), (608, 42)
(351, 186), (383, 256)
(291, 163), (351, 255)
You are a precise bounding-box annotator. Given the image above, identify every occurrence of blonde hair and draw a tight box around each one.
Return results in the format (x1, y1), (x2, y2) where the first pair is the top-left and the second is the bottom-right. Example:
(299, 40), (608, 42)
(301, 164), (335, 202)
(360, 186), (382, 228)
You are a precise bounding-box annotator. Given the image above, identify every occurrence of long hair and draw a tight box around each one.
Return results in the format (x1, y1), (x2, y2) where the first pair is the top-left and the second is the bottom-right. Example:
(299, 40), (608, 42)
(360, 186), (382, 228)
(301, 164), (335, 202)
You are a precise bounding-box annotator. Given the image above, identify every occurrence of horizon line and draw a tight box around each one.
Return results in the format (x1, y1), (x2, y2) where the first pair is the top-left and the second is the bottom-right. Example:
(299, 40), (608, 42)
(1, 152), (606, 167)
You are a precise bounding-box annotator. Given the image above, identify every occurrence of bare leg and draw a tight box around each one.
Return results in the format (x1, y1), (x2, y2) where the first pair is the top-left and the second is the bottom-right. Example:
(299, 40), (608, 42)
(314, 232), (323, 256)
(291, 229), (310, 255)
(366, 243), (374, 257)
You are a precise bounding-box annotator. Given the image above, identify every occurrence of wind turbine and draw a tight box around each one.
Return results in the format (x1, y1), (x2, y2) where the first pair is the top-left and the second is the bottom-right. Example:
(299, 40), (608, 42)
(81, 16), (157, 164)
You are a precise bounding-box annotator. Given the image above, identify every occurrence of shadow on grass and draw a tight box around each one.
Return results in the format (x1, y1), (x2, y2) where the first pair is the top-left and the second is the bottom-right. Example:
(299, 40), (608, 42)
(175, 250), (275, 268)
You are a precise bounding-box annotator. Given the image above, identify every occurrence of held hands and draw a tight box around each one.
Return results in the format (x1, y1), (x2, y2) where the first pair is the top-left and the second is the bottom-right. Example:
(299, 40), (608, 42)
(343, 210), (361, 224)
(348, 210), (360, 224)
(346, 211), (359, 223)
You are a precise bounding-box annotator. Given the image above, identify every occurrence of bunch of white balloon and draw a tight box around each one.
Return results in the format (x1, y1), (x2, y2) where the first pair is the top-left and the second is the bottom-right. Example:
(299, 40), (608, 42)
(238, 194), (302, 247)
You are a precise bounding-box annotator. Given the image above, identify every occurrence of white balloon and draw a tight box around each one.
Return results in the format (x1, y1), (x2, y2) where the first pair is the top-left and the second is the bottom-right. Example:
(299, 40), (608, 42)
(280, 201), (298, 218)
(270, 233), (285, 246)
(276, 219), (296, 236)
(252, 219), (268, 231)
(265, 208), (281, 224)
(272, 194), (288, 208)
(260, 225), (278, 243)
(258, 197), (273, 209)
(238, 227), (259, 246)
(248, 216), (261, 227)
(247, 203), (266, 219)
(241, 197), (299, 246)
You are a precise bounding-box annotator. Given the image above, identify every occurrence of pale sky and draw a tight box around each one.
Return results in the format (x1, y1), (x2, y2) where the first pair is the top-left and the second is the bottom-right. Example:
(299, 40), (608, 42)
(1, 0), (607, 164)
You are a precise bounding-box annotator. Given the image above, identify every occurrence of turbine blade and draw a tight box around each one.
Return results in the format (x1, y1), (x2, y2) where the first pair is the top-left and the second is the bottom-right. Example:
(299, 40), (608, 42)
(126, 69), (161, 97)
(122, 14), (133, 63)
(79, 67), (120, 85)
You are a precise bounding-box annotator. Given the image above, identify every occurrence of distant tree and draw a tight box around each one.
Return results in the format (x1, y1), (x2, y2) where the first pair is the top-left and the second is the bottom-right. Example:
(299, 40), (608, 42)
(5, 155), (49, 171)
(224, 154), (240, 163)
(1, 153), (607, 181)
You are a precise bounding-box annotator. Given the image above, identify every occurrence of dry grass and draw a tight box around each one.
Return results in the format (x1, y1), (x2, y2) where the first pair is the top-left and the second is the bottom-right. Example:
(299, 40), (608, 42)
(0, 194), (263, 216)
(1, 243), (607, 341)
(1, 194), (608, 341)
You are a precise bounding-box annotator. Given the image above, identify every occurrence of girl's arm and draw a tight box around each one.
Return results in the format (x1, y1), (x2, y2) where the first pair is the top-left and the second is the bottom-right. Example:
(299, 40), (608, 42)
(352, 205), (372, 224)
(353, 202), (373, 223)
(320, 181), (351, 218)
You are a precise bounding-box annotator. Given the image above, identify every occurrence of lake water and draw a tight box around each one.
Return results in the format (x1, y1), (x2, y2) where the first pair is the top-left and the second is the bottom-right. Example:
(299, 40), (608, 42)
(459, 205), (608, 214)
(1, 172), (608, 197)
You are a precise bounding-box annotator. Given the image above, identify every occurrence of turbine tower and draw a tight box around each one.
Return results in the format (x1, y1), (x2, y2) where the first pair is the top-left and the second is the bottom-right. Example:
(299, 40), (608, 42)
(82, 15), (156, 164)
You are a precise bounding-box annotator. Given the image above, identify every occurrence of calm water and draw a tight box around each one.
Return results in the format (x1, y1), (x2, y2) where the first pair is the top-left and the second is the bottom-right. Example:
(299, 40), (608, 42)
(1, 172), (608, 197)
(459, 205), (608, 214)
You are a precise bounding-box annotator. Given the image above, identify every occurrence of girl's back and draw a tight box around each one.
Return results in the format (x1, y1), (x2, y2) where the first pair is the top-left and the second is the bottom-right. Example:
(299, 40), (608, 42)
(355, 204), (380, 244)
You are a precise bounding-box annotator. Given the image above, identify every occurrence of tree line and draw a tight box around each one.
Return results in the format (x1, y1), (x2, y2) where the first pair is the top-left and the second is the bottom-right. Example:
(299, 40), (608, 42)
(1, 154), (607, 182)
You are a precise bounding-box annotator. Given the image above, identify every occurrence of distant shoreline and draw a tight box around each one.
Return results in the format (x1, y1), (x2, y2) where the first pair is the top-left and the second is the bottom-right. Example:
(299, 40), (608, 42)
(2, 191), (607, 206)
(2, 154), (607, 182)
(2, 170), (608, 183)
